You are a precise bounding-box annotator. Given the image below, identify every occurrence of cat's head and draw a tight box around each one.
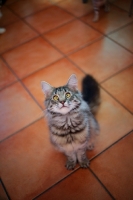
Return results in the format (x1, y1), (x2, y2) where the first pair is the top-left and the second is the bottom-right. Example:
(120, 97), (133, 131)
(41, 74), (82, 115)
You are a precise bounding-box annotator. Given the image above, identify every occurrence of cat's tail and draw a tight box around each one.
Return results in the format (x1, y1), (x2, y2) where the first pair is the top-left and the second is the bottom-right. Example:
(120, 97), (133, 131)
(82, 74), (101, 114)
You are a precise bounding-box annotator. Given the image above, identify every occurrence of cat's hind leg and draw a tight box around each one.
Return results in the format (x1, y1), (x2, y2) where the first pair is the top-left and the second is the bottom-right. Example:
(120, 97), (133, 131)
(87, 114), (99, 150)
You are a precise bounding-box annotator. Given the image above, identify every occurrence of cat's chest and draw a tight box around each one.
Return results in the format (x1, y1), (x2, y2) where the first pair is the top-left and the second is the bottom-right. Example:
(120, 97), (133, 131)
(48, 111), (88, 137)
(53, 112), (84, 128)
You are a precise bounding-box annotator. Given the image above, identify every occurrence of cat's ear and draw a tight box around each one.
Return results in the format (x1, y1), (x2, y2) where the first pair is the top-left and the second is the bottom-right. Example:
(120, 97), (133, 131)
(41, 81), (54, 97)
(67, 74), (78, 91)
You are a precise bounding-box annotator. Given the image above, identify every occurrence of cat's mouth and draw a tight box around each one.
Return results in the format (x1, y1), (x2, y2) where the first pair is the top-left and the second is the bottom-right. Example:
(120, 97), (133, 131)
(60, 102), (68, 108)
(61, 105), (68, 108)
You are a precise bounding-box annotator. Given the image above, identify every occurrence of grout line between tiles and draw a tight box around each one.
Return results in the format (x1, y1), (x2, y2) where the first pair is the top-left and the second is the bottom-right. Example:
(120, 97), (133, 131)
(107, 21), (133, 36)
(21, 57), (64, 79)
(80, 16), (133, 41)
(0, 56), (19, 80)
(90, 130), (133, 162)
(2, 2), (132, 88)
(20, 80), (44, 110)
(111, 2), (133, 14)
(56, 3), (89, 19)
(5, 3), (52, 19)
(4, 2), (133, 44)
(0, 178), (11, 200)
(3, 2), (132, 62)
(0, 79), (18, 92)
(66, 56), (87, 75)
(0, 34), (39, 56)
(107, 36), (133, 54)
(100, 85), (133, 115)
(33, 167), (80, 200)
(33, 130), (133, 199)
(6, 3), (78, 37)
(42, 32), (104, 59)
(33, 165), (115, 200)
(41, 36), (104, 77)
(40, 35), (64, 56)
(0, 116), (44, 144)
(0, 56), (18, 91)
(4, 0), (133, 39)
(66, 35), (104, 56)
(1, 56), (44, 110)
(1, 10), (20, 27)
(100, 63), (133, 84)
(89, 168), (115, 199)
(42, 17), (75, 35)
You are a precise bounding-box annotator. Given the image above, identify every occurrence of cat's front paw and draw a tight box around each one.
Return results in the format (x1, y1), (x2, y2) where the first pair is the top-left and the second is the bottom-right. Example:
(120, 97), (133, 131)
(65, 160), (76, 170)
(79, 158), (90, 168)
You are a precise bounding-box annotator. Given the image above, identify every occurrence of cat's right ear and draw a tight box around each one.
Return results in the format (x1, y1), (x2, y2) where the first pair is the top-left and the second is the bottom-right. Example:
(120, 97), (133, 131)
(41, 81), (53, 97)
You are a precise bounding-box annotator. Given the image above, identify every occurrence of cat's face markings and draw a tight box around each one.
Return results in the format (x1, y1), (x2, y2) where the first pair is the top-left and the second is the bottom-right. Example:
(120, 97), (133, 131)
(52, 89), (72, 104)
(41, 74), (81, 114)
(51, 88), (72, 111)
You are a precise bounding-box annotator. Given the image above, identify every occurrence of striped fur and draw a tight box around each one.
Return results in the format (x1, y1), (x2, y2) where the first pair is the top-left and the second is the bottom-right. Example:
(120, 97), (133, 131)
(92, 0), (109, 22)
(41, 74), (100, 170)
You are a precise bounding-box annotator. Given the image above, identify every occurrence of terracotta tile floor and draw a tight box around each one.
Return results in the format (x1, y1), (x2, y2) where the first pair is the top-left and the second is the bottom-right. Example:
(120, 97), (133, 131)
(0, 0), (133, 199)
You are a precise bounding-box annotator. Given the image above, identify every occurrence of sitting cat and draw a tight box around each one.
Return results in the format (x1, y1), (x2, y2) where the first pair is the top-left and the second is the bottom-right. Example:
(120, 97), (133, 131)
(41, 74), (100, 170)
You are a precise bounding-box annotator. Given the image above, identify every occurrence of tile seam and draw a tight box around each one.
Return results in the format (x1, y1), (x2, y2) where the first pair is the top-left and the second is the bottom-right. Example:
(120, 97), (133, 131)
(100, 63), (133, 84)
(0, 35), (39, 56)
(100, 85), (133, 115)
(0, 178), (11, 200)
(33, 167), (80, 200)
(0, 116), (44, 144)
(1, 57), (44, 110)
(107, 21), (133, 36)
(5, 3), (52, 19)
(111, 2), (133, 14)
(90, 130), (133, 161)
(89, 168), (115, 200)
(24, 16), (76, 36)
(107, 36), (133, 54)
(33, 130), (133, 199)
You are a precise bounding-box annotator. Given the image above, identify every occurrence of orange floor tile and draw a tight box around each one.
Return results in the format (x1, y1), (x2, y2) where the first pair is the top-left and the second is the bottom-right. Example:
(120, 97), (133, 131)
(0, 0), (133, 199)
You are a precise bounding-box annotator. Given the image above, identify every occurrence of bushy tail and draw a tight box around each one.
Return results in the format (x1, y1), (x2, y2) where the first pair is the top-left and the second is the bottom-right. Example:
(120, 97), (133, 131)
(82, 74), (101, 114)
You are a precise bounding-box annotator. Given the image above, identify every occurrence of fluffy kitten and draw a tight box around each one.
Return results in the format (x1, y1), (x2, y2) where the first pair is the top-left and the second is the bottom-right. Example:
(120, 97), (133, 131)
(41, 74), (100, 170)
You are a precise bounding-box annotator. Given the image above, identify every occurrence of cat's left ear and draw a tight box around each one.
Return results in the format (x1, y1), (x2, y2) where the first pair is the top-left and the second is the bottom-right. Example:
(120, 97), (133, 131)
(66, 74), (78, 91)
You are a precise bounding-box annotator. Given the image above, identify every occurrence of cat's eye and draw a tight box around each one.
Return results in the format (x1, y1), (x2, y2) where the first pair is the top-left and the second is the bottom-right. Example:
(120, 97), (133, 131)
(53, 95), (59, 101)
(65, 92), (71, 99)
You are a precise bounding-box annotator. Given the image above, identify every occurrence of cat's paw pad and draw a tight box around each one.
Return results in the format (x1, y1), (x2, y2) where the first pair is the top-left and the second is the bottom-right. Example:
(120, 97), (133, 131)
(79, 159), (90, 168)
(65, 160), (76, 170)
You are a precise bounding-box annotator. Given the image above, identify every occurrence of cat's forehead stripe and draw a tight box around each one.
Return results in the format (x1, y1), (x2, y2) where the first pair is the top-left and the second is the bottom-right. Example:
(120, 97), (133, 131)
(54, 86), (68, 94)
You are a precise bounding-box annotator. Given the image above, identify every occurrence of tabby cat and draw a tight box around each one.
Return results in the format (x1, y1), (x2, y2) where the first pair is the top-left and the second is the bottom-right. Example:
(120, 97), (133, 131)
(41, 74), (100, 170)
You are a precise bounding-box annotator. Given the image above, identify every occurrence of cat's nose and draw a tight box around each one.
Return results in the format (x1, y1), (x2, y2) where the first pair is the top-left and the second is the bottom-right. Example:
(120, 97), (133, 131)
(60, 101), (65, 105)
